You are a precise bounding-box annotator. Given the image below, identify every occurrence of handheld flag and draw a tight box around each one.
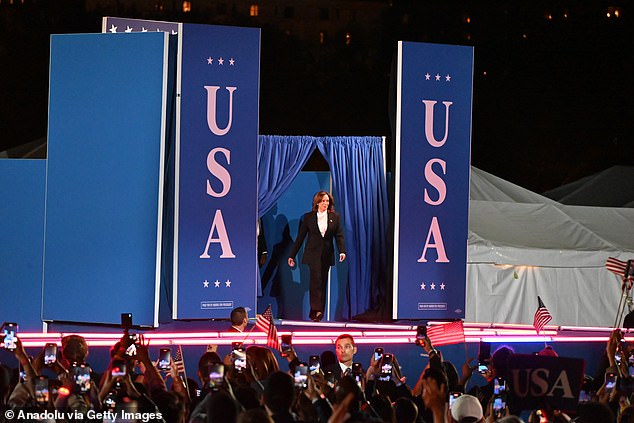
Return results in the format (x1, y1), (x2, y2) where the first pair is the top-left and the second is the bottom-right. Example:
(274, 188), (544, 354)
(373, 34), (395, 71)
(606, 257), (628, 276)
(533, 296), (552, 334)
(173, 344), (186, 375)
(426, 320), (465, 346)
(256, 305), (279, 349)
(606, 257), (634, 290)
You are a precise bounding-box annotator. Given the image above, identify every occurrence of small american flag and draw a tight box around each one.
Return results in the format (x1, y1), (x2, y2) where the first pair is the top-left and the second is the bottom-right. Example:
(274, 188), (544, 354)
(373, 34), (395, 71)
(426, 320), (465, 346)
(256, 305), (279, 349)
(173, 344), (185, 374)
(606, 257), (628, 276)
(533, 296), (553, 334)
(606, 257), (634, 290)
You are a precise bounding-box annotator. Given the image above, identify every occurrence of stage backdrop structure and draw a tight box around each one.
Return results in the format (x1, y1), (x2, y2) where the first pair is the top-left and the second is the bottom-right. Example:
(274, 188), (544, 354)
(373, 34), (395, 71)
(172, 23), (260, 319)
(43, 32), (170, 327)
(393, 41), (473, 320)
(0, 159), (46, 331)
(257, 135), (389, 320)
(102, 17), (262, 321)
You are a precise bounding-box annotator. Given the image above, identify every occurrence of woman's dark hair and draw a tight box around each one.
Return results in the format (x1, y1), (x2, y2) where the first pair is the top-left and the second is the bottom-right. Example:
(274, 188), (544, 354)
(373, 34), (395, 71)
(491, 345), (515, 380)
(151, 390), (187, 423)
(395, 397), (418, 423)
(321, 350), (338, 368)
(264, 371), (295, 415)
(245, 345), (280, 383)
(311, 191), (334, 212)
(206, 390), (240, 423)
(575, 400), (615, 423)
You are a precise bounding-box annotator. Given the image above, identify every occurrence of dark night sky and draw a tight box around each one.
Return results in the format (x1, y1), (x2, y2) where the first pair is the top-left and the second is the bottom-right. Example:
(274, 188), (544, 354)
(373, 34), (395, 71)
(1, 0), (632, 193)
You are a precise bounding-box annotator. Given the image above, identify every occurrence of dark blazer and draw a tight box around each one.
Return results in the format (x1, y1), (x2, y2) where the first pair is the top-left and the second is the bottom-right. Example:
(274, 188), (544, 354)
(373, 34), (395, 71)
(288, 211), (346, 267)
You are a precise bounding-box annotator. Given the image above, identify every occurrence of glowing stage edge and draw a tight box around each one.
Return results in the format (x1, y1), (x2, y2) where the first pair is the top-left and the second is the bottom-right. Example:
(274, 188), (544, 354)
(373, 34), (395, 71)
(9, 321), (629, 348)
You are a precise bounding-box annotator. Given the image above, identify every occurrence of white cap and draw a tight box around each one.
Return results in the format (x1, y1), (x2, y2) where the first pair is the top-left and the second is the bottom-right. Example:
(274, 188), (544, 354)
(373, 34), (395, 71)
(451, 394), (483, 422)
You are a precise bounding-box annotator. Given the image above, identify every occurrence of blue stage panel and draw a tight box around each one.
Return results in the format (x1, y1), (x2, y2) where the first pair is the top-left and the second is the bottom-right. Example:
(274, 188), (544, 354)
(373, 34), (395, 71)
(43, 33), (169, 327)
(174, 24), (260, 319)
(0, 159), (46, 331)
(393, 41), (473, 319)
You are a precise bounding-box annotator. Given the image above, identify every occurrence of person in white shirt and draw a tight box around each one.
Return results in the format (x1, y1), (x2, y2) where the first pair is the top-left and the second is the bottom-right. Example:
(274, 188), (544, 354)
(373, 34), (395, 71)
(287, 191), (346, 322)
(334, 333), (357, 377)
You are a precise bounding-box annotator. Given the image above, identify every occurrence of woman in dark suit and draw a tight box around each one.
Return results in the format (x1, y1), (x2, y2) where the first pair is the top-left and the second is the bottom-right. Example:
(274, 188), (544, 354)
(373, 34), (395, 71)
(287, 191), (346, 322)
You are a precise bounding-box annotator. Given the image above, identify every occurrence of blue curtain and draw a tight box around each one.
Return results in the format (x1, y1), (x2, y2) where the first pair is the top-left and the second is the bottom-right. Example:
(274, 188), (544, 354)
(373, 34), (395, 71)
(317, 137), (389, 318)
(257, 135), (389, 319)
(257, 135), (317, 218)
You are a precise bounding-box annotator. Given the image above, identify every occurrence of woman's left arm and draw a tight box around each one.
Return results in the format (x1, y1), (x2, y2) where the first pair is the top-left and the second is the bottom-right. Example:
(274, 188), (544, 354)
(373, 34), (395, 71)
(334, 213), (346, 261)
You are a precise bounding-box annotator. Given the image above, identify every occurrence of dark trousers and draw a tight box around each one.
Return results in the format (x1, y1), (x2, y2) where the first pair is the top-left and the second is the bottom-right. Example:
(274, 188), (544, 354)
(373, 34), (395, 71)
(309, 262), (330, 312)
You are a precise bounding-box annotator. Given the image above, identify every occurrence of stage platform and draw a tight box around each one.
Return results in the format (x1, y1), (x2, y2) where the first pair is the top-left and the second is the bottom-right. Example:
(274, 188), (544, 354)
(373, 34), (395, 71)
(10, 319), (628, 347)
(0, 319), (618, 385)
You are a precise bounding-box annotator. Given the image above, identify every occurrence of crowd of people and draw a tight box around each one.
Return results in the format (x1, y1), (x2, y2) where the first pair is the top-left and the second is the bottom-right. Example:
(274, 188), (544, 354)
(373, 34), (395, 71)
(0, 325), (631, 422)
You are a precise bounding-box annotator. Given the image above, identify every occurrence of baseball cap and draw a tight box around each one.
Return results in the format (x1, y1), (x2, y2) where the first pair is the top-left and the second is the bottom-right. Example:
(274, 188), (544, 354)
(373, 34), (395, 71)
(451, 394), (483, 422)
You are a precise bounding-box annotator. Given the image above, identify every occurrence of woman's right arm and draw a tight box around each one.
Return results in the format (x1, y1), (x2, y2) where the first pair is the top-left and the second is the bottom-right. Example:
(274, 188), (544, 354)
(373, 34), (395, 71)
(288, 214), (309, 264)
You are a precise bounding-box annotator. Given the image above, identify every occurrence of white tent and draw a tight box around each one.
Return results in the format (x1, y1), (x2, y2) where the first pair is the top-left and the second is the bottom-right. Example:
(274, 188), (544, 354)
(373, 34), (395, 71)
(542, 165), (634, 208)
(466, 167), (634, 327)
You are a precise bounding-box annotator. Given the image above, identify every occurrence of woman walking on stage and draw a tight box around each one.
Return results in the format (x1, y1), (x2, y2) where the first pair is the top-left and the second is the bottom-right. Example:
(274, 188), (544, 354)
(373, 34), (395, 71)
(287, 191), (346, 322)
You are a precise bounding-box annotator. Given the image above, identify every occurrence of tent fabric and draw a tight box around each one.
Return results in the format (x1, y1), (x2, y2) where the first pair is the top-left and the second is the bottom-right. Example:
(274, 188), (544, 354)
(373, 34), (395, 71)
(467, 264), (622, 328)
(470, 167), (558, 205)
(466, 166), (634, 327)
(542, 165), (634, 208)
(317, 137), (389, 318)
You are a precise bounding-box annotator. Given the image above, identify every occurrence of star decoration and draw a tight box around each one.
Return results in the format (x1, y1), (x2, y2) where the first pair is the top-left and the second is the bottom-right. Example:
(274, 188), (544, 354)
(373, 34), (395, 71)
(203, 280), (209, 288)
(109, 24), (117, 33)
(218, 57), (224, 65)
(445, 74), (451, 82)
(435, 74), (441, 81)
(430, 282), (436, 290)
(125, 26), (133, 33)
(229, 58), (235, 66)
(425, 73), (431, 80)
(141, 27), (148, 32)
(225, 279), (231, 287)
(440, 282), (446, 290)
(207, 57), (213, 64)
(420, 282), (426, 290)
(214, 280), (220, 288)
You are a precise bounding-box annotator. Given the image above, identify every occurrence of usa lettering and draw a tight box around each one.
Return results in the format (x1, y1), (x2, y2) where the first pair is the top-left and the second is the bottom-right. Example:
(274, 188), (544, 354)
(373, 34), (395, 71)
(418, 100), (452, 263)
(200, 86), (236, 260)
(510, 368), (574, 398)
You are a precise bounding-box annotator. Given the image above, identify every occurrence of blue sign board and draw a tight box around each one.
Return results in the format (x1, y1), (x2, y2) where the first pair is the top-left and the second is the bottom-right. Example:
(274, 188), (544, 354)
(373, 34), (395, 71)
(174, 24), (260, 319)
(44, 33), (169, 326)
(0, 159), (46, 330)
(393, 42), (473, 319)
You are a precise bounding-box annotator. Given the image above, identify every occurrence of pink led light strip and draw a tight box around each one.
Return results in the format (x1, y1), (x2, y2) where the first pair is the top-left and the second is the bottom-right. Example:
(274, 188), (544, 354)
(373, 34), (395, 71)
(10, 322), (625, 348)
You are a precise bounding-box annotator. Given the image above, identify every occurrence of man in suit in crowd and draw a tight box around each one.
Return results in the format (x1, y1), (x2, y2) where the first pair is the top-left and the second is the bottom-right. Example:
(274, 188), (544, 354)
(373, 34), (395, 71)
(227, 307), (249, 333)
(320, 333), (357, 380)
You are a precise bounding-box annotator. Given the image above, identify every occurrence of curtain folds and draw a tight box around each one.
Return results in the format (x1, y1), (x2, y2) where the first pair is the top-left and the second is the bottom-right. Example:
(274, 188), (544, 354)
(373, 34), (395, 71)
(258, 135), (389, 319)
(317, 137), (389, 318)
(257, 135), (317, 218)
